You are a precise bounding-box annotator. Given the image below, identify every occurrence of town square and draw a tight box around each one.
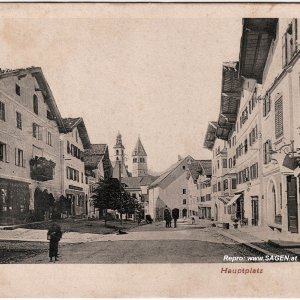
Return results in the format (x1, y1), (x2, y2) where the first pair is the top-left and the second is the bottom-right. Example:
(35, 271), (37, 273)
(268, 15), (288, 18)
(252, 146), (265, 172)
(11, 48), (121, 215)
(2, 10), (300, 265)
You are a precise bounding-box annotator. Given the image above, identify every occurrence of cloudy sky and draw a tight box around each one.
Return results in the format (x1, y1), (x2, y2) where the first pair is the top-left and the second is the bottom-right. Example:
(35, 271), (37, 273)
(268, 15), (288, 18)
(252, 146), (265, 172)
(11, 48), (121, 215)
(0, 6), (242, 173)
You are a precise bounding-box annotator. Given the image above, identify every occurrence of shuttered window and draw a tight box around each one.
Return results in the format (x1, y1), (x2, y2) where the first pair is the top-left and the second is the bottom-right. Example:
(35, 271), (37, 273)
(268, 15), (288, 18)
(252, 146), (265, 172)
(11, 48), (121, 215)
(275, 97), (283, 139)
(282, 19), (298, 67)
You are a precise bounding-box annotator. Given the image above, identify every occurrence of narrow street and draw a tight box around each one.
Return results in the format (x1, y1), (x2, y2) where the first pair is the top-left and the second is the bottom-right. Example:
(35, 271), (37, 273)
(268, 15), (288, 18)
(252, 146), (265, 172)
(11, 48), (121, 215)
(1, 220), (270, 264)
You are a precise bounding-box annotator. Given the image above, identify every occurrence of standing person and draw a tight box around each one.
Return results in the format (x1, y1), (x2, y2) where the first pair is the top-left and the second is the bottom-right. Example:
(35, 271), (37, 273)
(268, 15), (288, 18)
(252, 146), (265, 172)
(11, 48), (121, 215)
(47, 222), (63, 262)
(172, 209), (179, 228)
(173, 215), (178, 228)
(168, 214), (172, 228)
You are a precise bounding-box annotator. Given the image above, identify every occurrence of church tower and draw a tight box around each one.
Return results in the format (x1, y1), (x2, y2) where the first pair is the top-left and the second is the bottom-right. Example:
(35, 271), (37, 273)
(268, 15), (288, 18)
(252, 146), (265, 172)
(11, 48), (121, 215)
(113, 132), (125, 164)
(132, 136), (148, 177)
(112, 132), (129, 178)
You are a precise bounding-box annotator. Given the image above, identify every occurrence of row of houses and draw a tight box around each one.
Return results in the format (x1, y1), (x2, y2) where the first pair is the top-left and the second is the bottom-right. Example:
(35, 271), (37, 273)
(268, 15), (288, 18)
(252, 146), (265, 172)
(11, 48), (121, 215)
(0, 67), (112, 225)
(202, 18), (300, 235)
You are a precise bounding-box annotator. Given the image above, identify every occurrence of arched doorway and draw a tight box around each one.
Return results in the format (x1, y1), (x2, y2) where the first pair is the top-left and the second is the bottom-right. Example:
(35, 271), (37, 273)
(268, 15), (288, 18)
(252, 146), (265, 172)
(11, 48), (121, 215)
(182, 208), (187, 218)
(267, 179), (280, 224)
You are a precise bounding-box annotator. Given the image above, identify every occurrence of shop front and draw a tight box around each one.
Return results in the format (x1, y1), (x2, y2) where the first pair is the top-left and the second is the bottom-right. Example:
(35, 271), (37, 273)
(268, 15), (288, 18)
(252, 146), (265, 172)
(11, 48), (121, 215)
(0, 178), (30, 225)
(65, 185), (86, 217)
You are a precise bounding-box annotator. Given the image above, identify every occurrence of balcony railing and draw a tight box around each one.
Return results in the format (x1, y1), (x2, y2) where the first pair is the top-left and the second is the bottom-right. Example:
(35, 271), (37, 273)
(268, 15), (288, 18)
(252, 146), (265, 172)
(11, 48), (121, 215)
(30, 157), (56, 181)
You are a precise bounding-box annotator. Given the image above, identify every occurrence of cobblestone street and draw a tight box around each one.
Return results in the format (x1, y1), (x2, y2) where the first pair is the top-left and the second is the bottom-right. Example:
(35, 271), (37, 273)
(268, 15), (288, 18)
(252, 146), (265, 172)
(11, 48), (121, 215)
(0, 221), (278, 264)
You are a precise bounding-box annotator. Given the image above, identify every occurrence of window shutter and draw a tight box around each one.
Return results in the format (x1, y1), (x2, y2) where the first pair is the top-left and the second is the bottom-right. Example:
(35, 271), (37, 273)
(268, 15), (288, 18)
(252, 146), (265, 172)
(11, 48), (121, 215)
(282, 32), (287, 67)
(6, 144), (10, 162)
(293, 18), (298, 54)
(15, 148), (17, 165)
(275, 97), (283, 139)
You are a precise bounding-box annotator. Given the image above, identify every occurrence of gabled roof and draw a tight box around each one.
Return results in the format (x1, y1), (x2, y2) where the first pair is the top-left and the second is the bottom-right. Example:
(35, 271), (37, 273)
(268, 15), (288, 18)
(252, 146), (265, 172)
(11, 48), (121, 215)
(199, 160), (212, 176)
(239, 18), (278, 84)
(188, 160), (203, 181)
(62, 117), (91, 149)
(132, 137), (147, 156)
(0, 67), (67, 133)
(150, 155), (194, 188)
(121, 175), (158, 190)
(84, 144), (107, 170)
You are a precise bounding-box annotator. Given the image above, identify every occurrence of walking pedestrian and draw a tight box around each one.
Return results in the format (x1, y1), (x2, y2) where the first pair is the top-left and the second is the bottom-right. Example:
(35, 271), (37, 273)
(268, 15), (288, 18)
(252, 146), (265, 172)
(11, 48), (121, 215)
(47, 222), (62, 262)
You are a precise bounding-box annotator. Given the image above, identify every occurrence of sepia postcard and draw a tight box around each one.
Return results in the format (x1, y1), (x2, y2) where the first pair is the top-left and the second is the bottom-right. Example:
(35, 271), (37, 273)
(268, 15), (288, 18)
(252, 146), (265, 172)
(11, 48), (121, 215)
(2, 2), (300, 298)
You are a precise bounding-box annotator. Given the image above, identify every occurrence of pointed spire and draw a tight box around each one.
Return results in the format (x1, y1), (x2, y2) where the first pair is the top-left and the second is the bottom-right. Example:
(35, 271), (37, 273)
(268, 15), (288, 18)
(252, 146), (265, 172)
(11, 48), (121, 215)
(132, 136), (147, 156)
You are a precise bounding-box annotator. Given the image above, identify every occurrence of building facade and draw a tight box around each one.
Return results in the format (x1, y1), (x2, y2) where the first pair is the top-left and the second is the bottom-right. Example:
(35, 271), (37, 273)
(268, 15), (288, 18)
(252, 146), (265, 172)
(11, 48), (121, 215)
(0, 67), (66, 224)
(60, 117), (91, 217)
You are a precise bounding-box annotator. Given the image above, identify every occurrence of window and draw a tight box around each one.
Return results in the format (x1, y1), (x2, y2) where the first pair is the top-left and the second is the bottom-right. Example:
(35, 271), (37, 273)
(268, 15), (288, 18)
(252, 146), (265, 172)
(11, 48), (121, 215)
(47, 131), (52, 146)
(183, 199), (186, 205)
(263, 140), (272, 164)
(16, 84), (20, 96)
(217, 160), (220, 169)
(47, 110), (53, 120)
(33, 95), (38, 114)
(75, 130), (78, 143)
(229, 158), (232, 169)
(15, 148), (24, 167)
(133, 158), (137, 163)
(282, 19), (298, 67)
(32, 123), (42, 140)
(205, 194), (211, 201)
(275, 97), (284, 139)
(0, 101), (5, 121)
(223, 159), (227, 168)
(0, 142), (8, 162)
(182, 165), (186, 170)
(233, 155), (236, 167)
(263, 93), (271, 117)
(244, 139), (248, 154)
(217, 181), (221, 192)
(132, 193), (137, 199)
(16, 112), (22, 129)
(182, 189), (186, 194)
(231, 178), (237, 189)
(116, 150), (119, 155)
(81, 172), (84, 183)
(250, 163), (259, 180)
(223, 179), (228, 191)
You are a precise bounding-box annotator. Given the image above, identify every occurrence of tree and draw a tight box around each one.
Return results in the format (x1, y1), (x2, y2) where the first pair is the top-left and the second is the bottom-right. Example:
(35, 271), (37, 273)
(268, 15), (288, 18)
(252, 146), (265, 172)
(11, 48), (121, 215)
(92, 178), (122, 226)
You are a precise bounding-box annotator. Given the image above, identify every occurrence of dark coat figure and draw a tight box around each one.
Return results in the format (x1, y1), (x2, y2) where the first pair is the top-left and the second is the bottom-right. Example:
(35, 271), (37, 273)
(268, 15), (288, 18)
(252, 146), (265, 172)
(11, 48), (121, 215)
(167, 214), (172, 228)
(172, 209), (179, 228)
(164, 210), (171, 228)
(47, 222), (62, 262)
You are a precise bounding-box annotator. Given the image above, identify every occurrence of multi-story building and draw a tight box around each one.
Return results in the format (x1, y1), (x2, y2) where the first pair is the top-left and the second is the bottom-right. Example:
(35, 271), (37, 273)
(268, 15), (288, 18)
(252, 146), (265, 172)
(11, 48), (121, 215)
(0, 67), (66, 224)
(60, 117), (91, 217)
(84, 144), (112, 218)
(197, 160), (212, 219)
(239, 18), (300, 234)
(147, 156), (208, 221)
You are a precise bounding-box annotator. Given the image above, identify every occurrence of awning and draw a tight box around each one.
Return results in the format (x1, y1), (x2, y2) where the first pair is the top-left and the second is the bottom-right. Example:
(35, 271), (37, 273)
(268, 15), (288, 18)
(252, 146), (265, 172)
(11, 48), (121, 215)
(218, 197), (229, 205)
(226, 194), (242, 206)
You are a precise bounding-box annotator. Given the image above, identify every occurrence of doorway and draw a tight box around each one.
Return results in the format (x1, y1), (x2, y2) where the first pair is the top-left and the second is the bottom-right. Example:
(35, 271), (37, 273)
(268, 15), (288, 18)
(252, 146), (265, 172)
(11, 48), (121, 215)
(287, 175), (298, 233)
(251, 196), (259, 226)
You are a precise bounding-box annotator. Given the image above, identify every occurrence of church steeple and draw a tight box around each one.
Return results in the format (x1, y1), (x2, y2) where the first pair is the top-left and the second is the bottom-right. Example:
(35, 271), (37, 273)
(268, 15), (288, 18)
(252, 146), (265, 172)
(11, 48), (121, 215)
(112, 132), (129, 178)
(132, 136), (148, 177)
(113, 131), (125, 163)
